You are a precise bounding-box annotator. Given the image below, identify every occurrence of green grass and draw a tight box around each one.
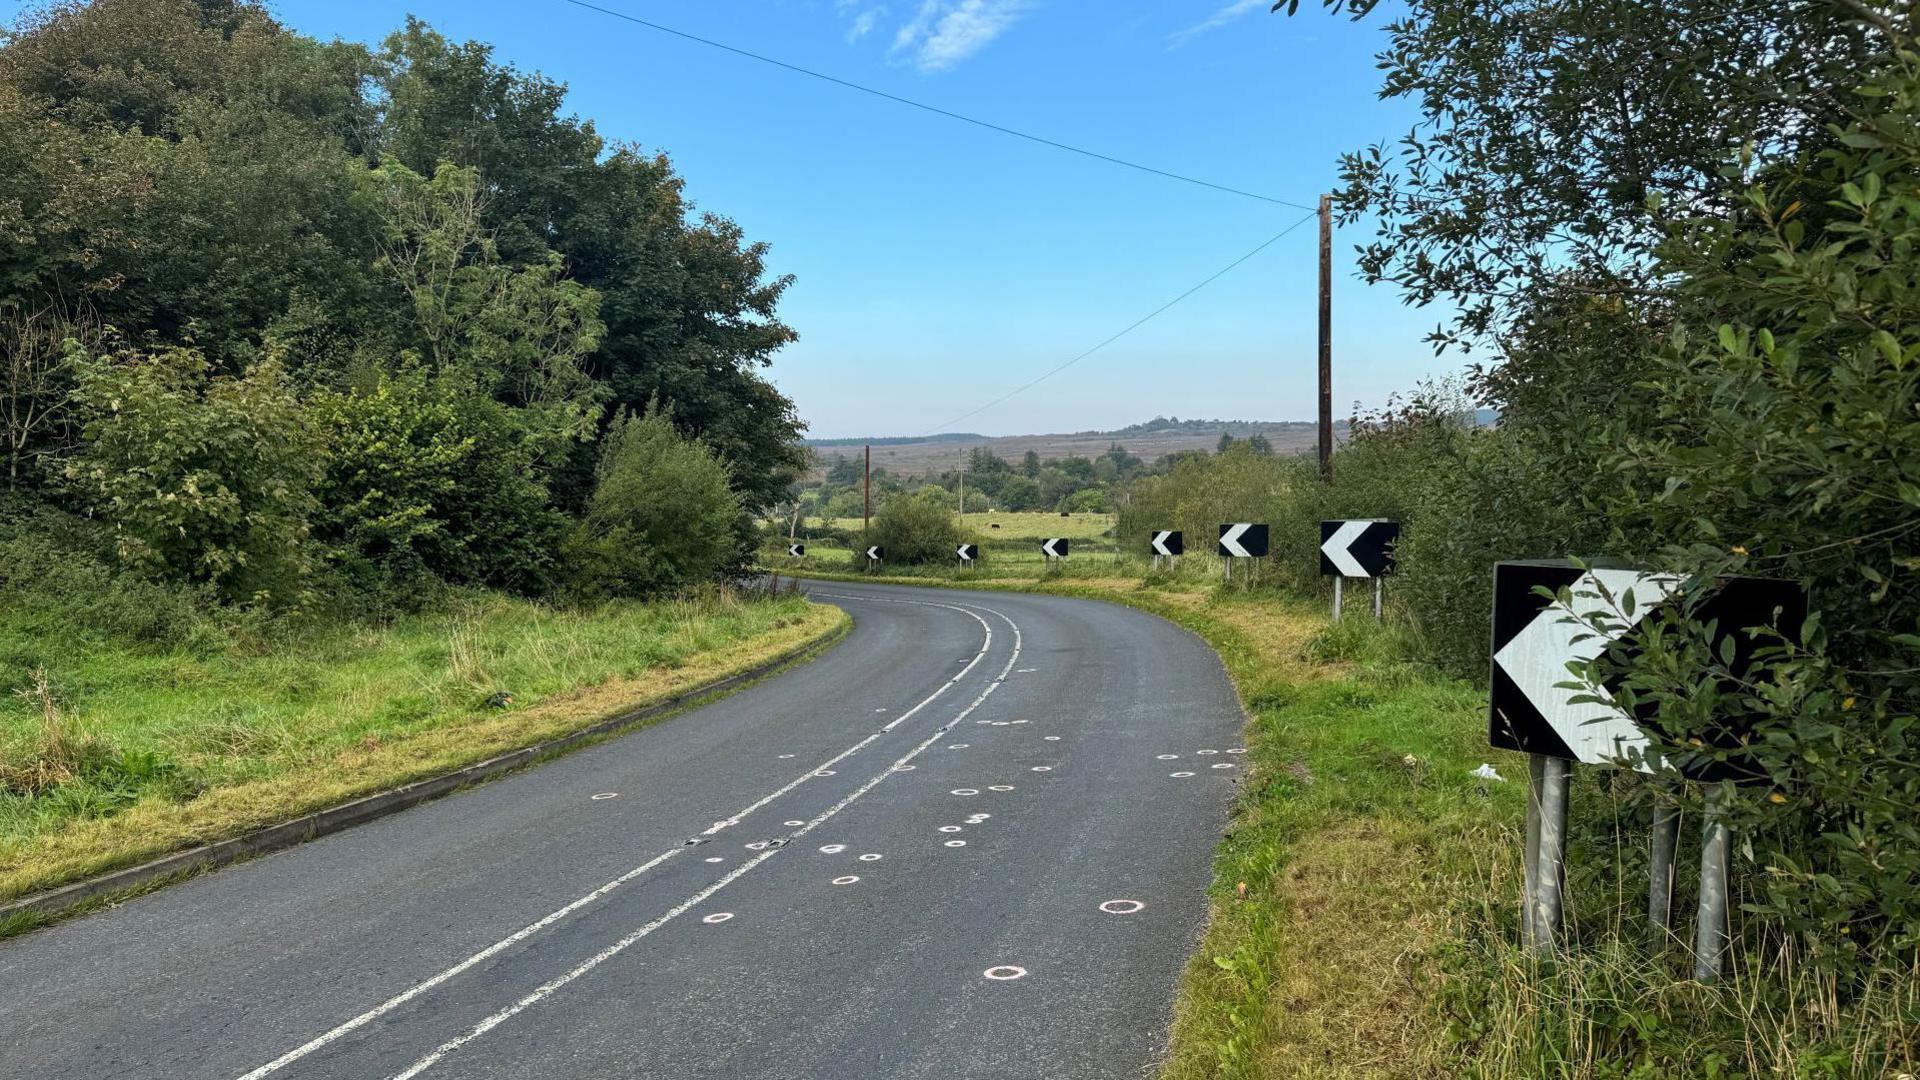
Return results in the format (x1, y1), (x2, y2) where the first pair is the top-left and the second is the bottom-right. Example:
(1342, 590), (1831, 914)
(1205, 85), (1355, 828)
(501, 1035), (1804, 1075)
(0, 589), (846, 902)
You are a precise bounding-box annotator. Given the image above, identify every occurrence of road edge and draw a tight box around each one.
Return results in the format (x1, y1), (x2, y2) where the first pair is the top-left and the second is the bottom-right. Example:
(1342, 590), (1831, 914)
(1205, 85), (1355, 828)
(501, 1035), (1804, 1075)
(0, 611), (853, 929)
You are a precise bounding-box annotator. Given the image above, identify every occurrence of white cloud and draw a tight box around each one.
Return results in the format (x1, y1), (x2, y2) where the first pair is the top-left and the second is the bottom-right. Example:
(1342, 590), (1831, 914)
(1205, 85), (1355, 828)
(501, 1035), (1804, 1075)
(890, 0), (1031, 72)
(1168, 0), (1267, 46)
(837, 1), (888, 42)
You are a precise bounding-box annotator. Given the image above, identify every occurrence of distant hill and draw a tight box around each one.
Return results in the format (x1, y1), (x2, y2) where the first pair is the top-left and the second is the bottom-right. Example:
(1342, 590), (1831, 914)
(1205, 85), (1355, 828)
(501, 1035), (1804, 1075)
(805, 418), (1342, 476)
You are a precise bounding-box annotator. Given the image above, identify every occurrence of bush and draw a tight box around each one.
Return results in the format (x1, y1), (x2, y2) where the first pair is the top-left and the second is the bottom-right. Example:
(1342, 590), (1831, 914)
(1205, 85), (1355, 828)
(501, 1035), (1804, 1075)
(862, 491), (969, 565)
(311, 365), (567, 601)
(63, 346), (319, 606)
(563, 408), (741, 598)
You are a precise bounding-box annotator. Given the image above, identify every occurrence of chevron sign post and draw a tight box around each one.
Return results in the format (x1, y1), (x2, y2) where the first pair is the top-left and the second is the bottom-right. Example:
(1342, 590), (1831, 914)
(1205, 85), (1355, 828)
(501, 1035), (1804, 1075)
(1149, 530), (1182, 570)
(1488, 559), (1805, 977)
(787, 542), (806, 558)
(1040, 538), (1069, 562)
(865, 545), (884, 570)
(1216, 523), (1267, 584)
(956, 544), (978, 565)
(1320, 519), (1400, 621)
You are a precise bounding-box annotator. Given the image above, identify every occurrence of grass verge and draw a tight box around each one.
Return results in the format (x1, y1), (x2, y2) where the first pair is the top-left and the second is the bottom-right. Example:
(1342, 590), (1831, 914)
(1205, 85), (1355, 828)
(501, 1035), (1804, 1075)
(0, 590), (846, 904)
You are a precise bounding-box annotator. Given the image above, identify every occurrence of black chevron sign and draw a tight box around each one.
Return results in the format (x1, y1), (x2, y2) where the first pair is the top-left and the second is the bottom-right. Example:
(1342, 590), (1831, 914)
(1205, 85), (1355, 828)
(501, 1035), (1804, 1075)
(787, 542), (805, 558)
(1217, 523), (1268, 558)
(1150, 530), (1183, 557)
(865, 545), (884, 562)
(1041, 538), (1069, 558)
(1319, 520), (1399, 578)
(956, 544), (978, 562)
(1488, 560), (1804, 779)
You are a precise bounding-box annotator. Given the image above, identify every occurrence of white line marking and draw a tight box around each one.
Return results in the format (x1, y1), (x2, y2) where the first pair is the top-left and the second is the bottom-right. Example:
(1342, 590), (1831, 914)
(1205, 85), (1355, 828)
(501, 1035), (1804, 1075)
(240, 589), (1016, 1080)
(377, 593), (1025, 1080)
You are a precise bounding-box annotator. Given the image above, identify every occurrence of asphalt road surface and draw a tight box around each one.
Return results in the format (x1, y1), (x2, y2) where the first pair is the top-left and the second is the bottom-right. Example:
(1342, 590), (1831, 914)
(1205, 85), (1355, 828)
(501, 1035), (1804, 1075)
(0, 580), (1246, 1080)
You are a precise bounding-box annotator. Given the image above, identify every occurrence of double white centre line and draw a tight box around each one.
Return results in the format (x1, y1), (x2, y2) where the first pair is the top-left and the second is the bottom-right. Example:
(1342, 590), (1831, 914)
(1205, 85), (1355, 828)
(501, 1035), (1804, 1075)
(236, 592), (1020, 1080)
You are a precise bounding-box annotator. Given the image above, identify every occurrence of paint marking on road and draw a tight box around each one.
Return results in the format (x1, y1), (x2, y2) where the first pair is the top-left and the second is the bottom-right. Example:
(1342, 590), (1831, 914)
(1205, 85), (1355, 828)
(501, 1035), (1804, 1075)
(375, 596), (1026, 1080)
(238, 590), (1019, 1080)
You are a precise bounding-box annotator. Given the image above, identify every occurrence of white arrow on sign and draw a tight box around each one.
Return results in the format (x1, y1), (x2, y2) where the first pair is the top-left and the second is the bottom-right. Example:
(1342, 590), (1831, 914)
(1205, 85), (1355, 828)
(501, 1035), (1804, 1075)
(1151, 531), (1177, 557)
(957, 545), (975, 562)
(1041, 539), (1067, 558)
(1320, 520), (1370, 577)
(1219, 523), (1256, 558)
(866, 547), (882, 560)
(1493, 568), (1681, 767)
(788, 544), (804, 557)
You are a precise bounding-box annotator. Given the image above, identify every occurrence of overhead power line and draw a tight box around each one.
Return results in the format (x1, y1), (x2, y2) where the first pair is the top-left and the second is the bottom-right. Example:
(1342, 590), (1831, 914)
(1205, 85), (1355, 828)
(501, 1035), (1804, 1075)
(924, 209), (1320, 435)
(554, 0), (1316, 211)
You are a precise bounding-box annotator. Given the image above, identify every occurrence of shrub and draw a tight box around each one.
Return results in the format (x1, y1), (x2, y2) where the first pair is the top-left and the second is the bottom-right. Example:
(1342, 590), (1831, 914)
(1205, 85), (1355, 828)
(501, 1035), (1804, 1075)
(311, 365), (567, 600)
(564, 408), (741, 598)
(862, 491), (969, 565)
(63, 346), (318, 606)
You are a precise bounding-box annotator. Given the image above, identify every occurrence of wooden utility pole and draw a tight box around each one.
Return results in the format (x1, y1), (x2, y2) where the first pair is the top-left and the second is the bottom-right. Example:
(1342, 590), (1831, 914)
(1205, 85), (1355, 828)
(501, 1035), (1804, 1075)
(1317, 193), (1334, 483)
(863, 442), (871, 535)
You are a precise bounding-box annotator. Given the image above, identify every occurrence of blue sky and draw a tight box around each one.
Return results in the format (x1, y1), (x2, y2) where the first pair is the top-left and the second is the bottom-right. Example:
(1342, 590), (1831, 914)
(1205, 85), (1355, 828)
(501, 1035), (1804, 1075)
(18, 0), (1467, 438)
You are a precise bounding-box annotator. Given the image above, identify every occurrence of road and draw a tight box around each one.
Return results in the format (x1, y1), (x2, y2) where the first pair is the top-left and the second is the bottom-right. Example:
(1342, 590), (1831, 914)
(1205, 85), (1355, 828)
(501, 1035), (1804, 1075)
(0, 580), (1246, 1080)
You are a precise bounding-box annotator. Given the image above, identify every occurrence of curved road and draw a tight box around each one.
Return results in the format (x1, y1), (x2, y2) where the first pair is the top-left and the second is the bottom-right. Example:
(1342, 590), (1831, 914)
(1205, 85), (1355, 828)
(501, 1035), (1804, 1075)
(0, 581), (1245, 1080)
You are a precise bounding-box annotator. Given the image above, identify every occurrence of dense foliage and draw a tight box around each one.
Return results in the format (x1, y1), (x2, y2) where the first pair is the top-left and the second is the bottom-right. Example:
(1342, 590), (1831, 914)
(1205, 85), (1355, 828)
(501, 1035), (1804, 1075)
(0, 0), (804, 608)
(565, 408), (742, 599)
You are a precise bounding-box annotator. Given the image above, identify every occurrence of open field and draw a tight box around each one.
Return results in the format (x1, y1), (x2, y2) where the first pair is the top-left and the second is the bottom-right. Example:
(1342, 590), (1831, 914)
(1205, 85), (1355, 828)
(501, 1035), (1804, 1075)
(807, 422), (1327, 476)
(0, 591), (845, 904)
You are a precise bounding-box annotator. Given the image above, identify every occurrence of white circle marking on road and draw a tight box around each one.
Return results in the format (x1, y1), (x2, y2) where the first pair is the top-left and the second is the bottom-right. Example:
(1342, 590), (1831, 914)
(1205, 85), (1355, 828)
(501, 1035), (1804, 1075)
(951, 788), (979, 796)
(1156, 754), (1178, 760)
(859, 853), (883, 862)
(1030, 766), (1052, 773)
(702, 912), (734, 924)
(1044, 735), (1061, 741)
(819, 844), (847, 854)
(945, 840), (967, 848)
(590, 792), (618, 800)
(815, 770), (836, 777)
(983, 966), (1026, 980)
(1100, 900), (1145, 915)
(989, 785), (1014, 791)
(705, 856), (724, 863)
(833, 875), (860, 885)
(1198, 749), (1219, 756)
(745, 841), (769, 850)
(784, 820), (805, 826)
(1169, 771), (1195, 778)
(1212, 763), (1235, 770)
(938, 825), (963, 833)
(1227, 747), (1248, 754)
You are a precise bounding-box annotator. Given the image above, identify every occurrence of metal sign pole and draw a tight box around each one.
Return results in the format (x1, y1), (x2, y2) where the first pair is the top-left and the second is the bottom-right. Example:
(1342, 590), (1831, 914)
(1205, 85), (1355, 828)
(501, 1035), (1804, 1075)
(1693, 787), (1731, 982)
(1523, 754), (1545, 947)
(1332, 576), (1344, 622)
(1530, 755), (1571, 954)
(1648, 788), (1681, 936)
(1372, 576), (1383, 620)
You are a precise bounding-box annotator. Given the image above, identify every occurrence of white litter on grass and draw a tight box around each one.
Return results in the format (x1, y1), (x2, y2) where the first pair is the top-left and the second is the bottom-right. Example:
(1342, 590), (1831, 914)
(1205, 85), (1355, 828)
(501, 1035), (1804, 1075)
(1472, 763), (1506, 782)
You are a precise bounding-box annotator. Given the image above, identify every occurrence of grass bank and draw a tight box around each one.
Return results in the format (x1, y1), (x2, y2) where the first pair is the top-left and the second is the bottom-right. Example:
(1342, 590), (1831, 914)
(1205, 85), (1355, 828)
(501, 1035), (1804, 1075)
(0, 589), (845, 905)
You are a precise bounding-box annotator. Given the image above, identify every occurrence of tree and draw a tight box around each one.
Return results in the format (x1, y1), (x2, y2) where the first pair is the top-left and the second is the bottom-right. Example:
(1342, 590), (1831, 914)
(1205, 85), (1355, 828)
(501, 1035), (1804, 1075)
(865, 491), (969, 565)
(1319, 0), (1881, 350)
(1022, 449), (1041, 477)
(374, 23), (805, 511)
